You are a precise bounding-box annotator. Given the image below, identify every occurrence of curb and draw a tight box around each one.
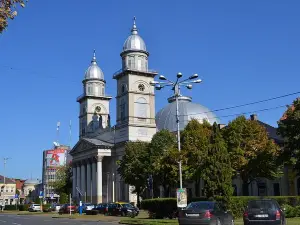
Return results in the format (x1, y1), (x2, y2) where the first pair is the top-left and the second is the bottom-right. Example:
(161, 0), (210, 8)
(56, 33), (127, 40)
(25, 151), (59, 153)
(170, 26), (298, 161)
(51, 216), (120, 223)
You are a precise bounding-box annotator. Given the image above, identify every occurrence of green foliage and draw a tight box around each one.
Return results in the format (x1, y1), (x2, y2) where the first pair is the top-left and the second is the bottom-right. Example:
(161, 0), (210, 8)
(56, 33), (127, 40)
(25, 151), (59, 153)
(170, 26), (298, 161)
(50, 164), (72, 195)
(181, 119), (212, 194)
(117, 141), (150, 206)
(0, 0), (27, 33)
(278, 98), (300, 171)
(3, 205), (18, 210)
(148, 130), (180, 196)
(141, 198), (178, 219)
(223, 116), (282, 192)
(202, 123), (233, 203)
(59, 192), (68, 204)
(18, 204), (30, 211)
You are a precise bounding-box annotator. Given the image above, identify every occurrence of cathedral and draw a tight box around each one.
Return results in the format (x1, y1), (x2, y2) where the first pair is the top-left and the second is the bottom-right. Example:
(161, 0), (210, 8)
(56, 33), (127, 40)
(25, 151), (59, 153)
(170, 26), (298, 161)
(70, 18), (296, 204)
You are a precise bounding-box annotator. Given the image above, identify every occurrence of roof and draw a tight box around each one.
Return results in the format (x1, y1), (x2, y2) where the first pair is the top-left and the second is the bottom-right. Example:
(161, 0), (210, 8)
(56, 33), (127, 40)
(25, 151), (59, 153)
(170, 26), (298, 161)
(0, 175), (15, 184)
(83, 137), (114, 147)
(156, 95), (220, 132)
(257, 121), (283, 144)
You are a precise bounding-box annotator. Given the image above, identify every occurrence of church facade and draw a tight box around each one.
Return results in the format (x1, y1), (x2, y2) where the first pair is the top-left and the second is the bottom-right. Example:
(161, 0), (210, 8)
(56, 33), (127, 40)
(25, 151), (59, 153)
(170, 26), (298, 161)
(70, 19), (299, 204)
(70, 18), (157, 203)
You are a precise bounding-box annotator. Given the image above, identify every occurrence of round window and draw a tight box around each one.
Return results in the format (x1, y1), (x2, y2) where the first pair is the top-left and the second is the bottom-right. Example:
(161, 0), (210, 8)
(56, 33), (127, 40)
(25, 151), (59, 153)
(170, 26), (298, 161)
(95, 106), (101, 113)
(138, 84), (145, 92)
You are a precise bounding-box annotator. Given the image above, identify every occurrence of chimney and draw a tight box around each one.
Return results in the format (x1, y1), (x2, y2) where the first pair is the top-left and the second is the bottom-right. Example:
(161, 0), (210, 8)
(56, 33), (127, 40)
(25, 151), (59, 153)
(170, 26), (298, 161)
(218, 124), (226, 129)
(250, 114), (258, 121)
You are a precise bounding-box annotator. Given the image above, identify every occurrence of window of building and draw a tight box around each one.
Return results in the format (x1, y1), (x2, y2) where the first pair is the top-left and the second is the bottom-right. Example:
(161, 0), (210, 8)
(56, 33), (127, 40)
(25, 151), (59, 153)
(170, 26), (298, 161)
(134, 97), (147, 119)
(273, 183), (280, 196)
(128, 56), (135, 69)
(87, 84), (93, 95)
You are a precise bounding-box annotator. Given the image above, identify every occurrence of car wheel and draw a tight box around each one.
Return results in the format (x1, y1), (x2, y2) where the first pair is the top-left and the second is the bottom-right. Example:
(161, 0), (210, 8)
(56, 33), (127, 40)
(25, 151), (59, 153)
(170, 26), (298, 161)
(230, 219), (234, 225)
(121, 211), (125, 217)
(216, 218), (222, 225)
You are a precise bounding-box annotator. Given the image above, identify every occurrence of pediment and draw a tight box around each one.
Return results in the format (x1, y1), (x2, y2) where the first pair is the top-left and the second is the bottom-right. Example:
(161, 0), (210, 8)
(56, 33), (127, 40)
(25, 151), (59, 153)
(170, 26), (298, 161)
(70, 139), (96, 155)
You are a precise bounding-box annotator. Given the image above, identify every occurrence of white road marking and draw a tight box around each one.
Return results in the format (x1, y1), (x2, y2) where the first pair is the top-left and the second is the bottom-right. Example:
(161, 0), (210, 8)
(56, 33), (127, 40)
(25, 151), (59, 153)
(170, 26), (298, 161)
(12, 223), (21, 225)
(0, 220), (6, 223)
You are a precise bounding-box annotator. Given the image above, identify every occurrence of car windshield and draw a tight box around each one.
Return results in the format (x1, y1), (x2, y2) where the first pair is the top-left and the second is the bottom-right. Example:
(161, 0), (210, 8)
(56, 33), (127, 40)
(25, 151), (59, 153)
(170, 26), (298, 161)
(121, 203), (133, 208)
(248, 200), (276, 210)
(187, 202), (215, 210)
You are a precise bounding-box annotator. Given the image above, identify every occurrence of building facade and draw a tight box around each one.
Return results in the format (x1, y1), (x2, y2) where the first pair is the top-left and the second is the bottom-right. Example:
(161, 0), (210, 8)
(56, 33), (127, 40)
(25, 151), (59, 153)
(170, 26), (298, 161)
(0, 175), (17, 205)
(42, 144), (70, 202)
(70, 18), (157, 204)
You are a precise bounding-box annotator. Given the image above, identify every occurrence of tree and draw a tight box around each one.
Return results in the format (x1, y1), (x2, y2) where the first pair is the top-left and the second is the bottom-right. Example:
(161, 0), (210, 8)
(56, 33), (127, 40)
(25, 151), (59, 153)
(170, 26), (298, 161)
(148, 130), (179, 197)
(278, 98), (300, 171)
(202, 123), (233, 203)
(181, 119), (212, 196)
(0, 0), (26, 33)
(223, 116), (282, 195)
(117, 141), (150, 207)
(51, 164), (72, 195)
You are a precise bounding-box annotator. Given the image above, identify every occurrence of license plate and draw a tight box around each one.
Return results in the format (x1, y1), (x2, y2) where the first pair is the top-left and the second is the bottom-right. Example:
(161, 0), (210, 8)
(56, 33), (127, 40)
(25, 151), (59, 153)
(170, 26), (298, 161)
(186, 214), (199, 217)
(254, 214), (268, 218)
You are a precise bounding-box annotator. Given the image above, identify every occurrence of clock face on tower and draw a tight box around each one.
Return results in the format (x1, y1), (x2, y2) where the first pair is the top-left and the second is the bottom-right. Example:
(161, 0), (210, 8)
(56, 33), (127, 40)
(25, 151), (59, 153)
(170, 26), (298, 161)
(95, 106), (101, 113)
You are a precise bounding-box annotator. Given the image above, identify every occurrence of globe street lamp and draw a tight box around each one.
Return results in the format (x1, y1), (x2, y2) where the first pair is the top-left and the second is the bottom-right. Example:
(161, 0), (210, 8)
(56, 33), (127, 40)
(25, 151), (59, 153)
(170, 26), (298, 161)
(150, 73), (202, 189)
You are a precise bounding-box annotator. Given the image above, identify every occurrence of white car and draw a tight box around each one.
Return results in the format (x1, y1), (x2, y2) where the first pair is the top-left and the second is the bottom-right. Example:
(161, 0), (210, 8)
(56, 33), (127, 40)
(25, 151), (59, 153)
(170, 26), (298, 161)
(28, 204), (41, 212)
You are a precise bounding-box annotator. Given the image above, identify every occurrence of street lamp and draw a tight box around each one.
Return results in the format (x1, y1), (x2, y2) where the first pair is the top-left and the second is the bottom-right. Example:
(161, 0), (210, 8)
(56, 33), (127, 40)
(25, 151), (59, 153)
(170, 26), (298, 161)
(150, 72), (202, 189)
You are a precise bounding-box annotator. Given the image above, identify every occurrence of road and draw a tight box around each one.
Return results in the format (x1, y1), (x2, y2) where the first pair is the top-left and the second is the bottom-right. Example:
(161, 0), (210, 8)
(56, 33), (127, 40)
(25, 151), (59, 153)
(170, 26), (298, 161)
(0, 214), (114, 225)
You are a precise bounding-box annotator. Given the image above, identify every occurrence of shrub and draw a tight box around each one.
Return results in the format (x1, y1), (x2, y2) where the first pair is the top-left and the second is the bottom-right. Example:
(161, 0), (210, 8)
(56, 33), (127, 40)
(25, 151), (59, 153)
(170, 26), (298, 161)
(141, 198), (177, 219)
(18, 204), (30, 211)
(4, 205), (18, 210)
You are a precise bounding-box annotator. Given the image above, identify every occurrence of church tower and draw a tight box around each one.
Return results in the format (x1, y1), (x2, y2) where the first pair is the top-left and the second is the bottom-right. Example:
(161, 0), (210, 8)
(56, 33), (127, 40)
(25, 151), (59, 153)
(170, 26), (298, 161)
(113, 18), (157, 142)
(77, 50), (112, 138)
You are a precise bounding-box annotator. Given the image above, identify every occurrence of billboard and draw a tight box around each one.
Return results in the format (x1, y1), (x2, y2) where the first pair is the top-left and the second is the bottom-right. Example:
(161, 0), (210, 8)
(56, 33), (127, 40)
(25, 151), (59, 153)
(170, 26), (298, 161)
(45, 149), (66, 167)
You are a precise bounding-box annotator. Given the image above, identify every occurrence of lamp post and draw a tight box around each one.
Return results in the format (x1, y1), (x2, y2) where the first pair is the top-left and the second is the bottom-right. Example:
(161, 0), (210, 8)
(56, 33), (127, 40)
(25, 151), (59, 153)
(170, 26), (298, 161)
(150, 73), (202, 189)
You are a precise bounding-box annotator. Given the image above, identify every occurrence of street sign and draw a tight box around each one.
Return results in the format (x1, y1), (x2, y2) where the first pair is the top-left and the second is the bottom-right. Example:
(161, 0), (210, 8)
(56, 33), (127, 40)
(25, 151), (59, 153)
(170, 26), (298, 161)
(39, 191), (43, 199)
(50, 193), (54, 199)
(176, 188), (187, 208)
(14, 194), (18, 199)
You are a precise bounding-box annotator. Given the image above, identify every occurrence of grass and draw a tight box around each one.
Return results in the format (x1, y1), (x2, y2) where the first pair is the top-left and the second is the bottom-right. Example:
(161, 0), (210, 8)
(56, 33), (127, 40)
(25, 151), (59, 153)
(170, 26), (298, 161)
(120, 217), (300, 225)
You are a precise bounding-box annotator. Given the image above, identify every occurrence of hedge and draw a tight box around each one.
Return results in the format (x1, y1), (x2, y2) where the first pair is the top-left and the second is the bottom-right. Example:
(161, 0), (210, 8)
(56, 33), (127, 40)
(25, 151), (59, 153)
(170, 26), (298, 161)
(4, 204), (52, 212)
(141, 196), (300, 219)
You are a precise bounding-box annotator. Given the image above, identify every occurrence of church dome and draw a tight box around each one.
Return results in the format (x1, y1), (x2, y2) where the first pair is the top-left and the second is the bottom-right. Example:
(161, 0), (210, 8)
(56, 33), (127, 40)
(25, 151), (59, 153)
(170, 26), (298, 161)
(84, 50), (104, 80)
(156, 96), (220, 132)
(123, 17), (147, 52)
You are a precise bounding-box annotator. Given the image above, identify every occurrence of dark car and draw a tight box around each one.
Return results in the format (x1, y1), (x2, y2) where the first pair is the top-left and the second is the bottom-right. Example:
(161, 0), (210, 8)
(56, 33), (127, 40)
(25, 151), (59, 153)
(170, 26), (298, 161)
(178, 201), (234, 225)
(107, 202), (138, 217)
(243, 199), (286, 225)
(93, 203), (108, 214)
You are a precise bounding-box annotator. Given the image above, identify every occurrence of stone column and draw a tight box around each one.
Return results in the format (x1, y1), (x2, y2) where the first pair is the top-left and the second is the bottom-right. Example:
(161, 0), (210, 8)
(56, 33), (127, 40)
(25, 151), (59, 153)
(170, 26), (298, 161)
(76, 164), (81, 200)
(72, 165), (77, 199)
(86, 161), (91, 202)
(97, 156), (104, 203)
(81, 163), (86, 200)
(92, 161), (97, 203)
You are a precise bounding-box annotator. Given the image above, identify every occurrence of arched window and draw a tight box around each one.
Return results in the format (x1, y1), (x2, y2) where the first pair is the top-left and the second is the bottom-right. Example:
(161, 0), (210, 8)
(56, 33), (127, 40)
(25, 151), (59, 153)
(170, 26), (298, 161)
(135, 97), (147, 119)
(120, 99), (126, 121)
(87, 83), (93, 95)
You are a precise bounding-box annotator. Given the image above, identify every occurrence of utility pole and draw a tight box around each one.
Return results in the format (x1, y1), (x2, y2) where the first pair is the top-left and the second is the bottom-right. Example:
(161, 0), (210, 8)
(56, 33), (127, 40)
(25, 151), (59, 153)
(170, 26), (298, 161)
(3, 158), (11, 186)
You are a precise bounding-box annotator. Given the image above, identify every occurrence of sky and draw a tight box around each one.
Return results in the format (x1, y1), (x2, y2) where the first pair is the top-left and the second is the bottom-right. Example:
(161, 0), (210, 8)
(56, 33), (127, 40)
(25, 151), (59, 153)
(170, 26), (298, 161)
(0, 0), (299, 180)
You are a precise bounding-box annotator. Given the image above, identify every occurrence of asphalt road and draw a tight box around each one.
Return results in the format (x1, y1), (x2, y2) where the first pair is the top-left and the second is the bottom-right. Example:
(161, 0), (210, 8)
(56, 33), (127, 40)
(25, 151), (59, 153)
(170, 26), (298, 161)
(0, 214), (114, 225)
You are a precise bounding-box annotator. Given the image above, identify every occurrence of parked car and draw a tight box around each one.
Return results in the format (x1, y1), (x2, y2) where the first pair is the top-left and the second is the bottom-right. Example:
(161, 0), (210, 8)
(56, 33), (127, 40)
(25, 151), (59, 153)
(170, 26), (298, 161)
(178, 201), (234, 225)
(82, 203), (95, 213)
(58, 204), (76, 214)
(243, 199), (286, 225)
(93, 203), (108, 214)
(28, 204), (41, 212)
(106, 202), (138, 217)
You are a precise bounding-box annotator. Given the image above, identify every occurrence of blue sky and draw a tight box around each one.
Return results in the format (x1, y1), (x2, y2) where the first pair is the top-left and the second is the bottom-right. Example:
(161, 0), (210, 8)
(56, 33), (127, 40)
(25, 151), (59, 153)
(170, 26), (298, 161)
(0, 0), (299, 179)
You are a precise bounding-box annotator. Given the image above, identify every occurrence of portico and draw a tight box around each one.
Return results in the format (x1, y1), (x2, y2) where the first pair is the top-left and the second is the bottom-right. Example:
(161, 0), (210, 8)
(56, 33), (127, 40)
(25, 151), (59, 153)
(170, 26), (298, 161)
(70, 138), (115, 203)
